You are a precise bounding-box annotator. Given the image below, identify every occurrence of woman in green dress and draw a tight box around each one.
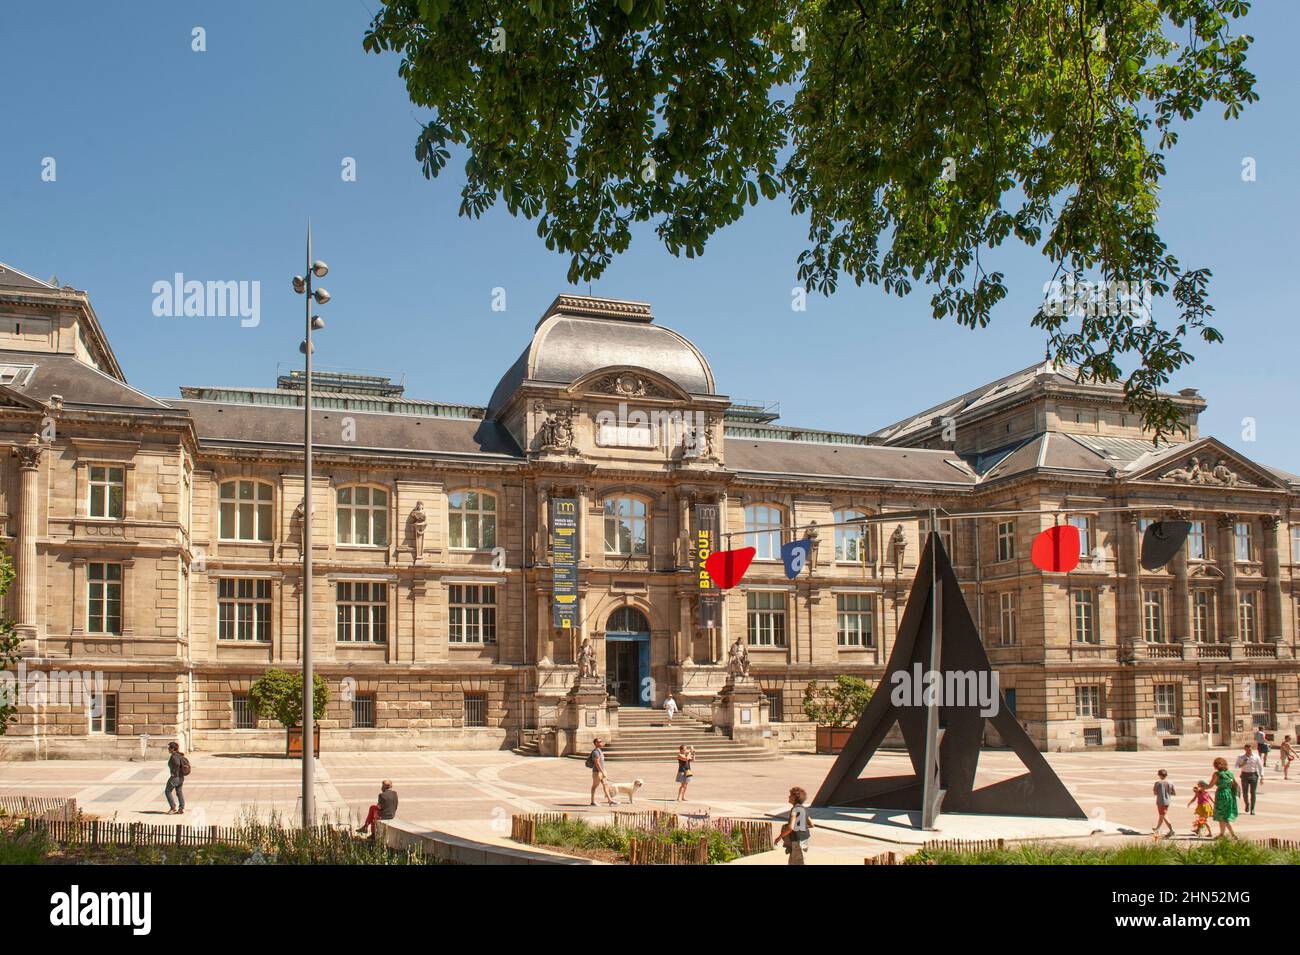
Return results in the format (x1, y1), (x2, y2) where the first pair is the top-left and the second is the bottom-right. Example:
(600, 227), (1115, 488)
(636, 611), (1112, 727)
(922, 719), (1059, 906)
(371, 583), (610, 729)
(1211, 756), (1239, 838)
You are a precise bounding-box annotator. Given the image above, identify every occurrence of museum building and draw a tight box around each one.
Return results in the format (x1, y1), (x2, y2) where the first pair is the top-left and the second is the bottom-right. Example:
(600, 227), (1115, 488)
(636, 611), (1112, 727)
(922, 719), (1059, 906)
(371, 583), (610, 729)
(1, 260), (1297, 757)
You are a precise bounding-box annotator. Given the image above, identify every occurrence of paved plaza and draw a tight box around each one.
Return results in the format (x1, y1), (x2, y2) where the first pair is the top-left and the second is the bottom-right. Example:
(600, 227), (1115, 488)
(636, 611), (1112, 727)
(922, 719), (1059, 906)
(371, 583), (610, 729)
(5, 745), (1300, 862)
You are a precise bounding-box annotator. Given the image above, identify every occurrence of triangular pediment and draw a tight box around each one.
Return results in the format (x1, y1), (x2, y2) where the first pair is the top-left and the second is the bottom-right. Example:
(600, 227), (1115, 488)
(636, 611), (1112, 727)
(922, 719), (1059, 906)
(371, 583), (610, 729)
(1126, 437), (1285, 490)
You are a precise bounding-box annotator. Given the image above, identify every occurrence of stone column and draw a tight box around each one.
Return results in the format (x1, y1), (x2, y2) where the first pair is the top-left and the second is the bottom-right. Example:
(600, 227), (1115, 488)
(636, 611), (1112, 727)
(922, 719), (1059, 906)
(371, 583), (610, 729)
(12, 445), (43, 640)
(1171, 532), (1190, 642)
(1262, 516), (1283, 643)
(1123, 512), (1142, 643)
(1217, 515), (1238, 642)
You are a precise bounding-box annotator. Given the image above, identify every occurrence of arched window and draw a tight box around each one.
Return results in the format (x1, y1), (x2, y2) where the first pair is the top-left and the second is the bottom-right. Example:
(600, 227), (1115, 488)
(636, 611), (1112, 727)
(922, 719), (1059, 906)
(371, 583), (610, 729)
(603, 495), (648, 556)
(448, 489), (497, 550)
(607, 607), (650, 633)
(337, 486), (389, 546)
(834, 509), (872, 563)
(744, 503), (783, 560)
(219, 480), (274, 541)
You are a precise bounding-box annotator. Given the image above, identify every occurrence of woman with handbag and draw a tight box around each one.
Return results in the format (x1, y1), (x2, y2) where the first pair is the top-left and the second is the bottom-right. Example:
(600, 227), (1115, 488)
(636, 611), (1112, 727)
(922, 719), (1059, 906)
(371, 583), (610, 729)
(675, 744), (694, 801)
(1210, 756), (1239, 839)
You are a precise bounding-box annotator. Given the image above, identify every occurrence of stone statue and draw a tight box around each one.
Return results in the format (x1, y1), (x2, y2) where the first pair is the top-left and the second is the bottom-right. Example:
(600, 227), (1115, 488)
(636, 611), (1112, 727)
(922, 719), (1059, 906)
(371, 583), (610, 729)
(577, 638), (598, 681)
(1211, 458), (1240, 487)
(538, 406), (575, 451)
(890, 524), (907, 570)
(410, 501), (427, 557)
(726, 637), (751, 679)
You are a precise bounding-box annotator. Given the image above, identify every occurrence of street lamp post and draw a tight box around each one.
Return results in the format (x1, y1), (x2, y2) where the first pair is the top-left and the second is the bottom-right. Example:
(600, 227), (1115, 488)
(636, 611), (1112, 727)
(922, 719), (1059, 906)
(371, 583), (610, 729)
(292, 225), (330, 826)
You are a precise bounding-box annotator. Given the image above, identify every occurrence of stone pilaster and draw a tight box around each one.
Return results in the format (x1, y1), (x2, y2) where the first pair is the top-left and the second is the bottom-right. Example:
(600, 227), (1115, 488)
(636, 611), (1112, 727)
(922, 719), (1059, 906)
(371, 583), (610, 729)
(1262, 516), (1283, 644)
(12, 444), (43, 641)
(1217, 515), (1238, 642)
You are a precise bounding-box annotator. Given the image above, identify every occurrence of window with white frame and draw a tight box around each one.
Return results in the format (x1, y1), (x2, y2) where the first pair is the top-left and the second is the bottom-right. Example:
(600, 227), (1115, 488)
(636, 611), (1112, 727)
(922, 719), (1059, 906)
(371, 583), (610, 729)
(449, 490), (497, 550)
(88, 465), (125, 519)
(996, 521), (1015, 562)
(89, 692), (117, 734)
(834, 510), (871, 563)
(1142, 589), (1165, 642)
(1188, 521), (1208, 561)
(1292, 525), (1300, 564)
(1238, 592), (1258, 642)
(448, 584), (497, 644)
(1235, 521), (1253, 561)
(1154, 683), (1180, 733)
(1068, 515), (1092, 557)
(337, 486), (388, 546)
(918, 517), (955, 555)
(1075, 685), (1102, 718)
(998, 592), (1017, 646)
(603, 495), (648, 556)
(1191, 590), (1215, 643)
(1072, 589), (1097, 644)
(218, 578), (272, 641)
(336, 581), (388, 643)
(744, 504), (783, 560)
(832, 511), (873, 563)
(1252, 681), (1276, 730)
(219, 480), (274, 541)
(88, 562), (122, 634)
(835, 593), (874, 647)
(746, 591), (787, 646)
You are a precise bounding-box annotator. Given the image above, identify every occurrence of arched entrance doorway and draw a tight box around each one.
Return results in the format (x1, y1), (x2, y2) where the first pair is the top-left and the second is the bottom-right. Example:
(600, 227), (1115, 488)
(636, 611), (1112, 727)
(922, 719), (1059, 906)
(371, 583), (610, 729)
(605, 607), (650, 707)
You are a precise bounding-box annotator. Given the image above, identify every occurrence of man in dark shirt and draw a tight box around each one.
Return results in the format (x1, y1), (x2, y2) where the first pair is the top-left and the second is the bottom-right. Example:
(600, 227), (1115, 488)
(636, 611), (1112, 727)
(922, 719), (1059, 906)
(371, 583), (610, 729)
(165, 741), (187, 815)
(358, 779), (398, 835)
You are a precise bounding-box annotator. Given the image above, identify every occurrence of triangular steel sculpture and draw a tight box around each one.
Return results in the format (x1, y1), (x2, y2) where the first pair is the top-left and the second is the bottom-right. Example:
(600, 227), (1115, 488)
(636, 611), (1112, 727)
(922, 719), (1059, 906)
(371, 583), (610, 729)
(812, 532), (1086, 821)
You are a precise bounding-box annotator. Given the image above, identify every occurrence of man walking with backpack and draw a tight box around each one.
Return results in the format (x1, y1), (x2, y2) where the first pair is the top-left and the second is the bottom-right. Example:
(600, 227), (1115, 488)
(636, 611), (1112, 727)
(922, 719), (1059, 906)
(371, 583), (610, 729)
(165, 740), (190, 815)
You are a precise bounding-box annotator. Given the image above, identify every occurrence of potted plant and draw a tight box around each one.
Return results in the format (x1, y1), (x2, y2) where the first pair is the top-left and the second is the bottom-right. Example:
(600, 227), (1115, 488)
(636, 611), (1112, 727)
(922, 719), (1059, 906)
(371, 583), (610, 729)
(249, 668), (329, 757)
(803, 675), (873, 754)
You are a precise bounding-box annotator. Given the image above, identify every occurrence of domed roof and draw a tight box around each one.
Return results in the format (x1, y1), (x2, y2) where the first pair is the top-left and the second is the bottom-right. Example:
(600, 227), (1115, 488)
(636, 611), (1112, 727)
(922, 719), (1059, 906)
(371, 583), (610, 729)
(487, 295), (715, 415)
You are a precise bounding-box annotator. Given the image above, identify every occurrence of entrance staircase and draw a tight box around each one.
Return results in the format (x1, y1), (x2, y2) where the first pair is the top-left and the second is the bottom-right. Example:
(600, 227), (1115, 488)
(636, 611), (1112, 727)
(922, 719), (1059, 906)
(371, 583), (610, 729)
(581, 708), (778, 762)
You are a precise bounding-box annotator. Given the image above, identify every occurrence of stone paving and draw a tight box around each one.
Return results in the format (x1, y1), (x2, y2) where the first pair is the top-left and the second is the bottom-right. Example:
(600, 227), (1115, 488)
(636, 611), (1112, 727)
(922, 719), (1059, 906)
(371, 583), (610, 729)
(4, 745), (1299, 862)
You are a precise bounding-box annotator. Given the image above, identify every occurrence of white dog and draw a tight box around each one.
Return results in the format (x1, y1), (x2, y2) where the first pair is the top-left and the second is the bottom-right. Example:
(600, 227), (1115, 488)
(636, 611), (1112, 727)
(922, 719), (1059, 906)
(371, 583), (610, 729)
(606, 779), (644, 805)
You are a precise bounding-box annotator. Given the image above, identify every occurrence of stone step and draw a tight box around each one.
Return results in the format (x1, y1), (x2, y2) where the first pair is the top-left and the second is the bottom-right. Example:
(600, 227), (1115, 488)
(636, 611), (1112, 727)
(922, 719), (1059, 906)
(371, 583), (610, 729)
(570, 748), (779, 762)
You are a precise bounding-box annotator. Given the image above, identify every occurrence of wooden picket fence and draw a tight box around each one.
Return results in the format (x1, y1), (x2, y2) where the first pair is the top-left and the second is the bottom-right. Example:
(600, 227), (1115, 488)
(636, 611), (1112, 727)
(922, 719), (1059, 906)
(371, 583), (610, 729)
(864, 850), (900, 865)
(628, 835), (709, 865)
(0, 795), (78, 821)
(611, 809), (677, 830)
(23, 817), (355, 850)
(510, 811), (569, 845)
(922, 837), (1005, 854)
(1252, 837), (1300, 851)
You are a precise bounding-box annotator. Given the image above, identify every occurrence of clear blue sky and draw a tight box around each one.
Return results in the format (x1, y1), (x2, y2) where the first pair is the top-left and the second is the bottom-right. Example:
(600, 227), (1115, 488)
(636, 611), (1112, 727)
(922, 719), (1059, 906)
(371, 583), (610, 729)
(2, 1), (1296, 469)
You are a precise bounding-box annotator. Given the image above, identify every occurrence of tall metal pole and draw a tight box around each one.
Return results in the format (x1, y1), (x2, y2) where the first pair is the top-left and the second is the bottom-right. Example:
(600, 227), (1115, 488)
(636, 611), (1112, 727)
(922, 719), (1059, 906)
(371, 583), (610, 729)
(301, 223), (315, 826)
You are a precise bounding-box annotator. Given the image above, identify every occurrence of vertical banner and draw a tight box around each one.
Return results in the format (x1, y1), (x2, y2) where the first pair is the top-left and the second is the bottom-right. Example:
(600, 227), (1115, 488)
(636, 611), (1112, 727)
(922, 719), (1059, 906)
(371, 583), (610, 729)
(694, 503), (721, 628)
(551, 498), (579, 629)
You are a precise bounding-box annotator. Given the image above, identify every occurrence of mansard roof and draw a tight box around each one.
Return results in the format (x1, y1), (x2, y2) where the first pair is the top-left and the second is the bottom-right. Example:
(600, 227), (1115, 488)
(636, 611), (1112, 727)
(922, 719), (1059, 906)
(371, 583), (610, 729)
(724, 436), (977, 487)
(1, 349), (171, 412)
(487, 294), (715, 415)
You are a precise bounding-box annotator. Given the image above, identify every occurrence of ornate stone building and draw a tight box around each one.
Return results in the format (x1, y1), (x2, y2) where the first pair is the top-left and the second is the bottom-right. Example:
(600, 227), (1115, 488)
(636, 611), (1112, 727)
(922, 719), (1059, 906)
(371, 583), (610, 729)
(1, 261), (1297, 756)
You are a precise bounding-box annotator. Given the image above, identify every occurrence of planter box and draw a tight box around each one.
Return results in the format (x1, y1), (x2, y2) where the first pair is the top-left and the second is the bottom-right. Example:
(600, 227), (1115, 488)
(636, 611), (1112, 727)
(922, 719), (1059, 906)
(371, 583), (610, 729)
(816, 726), (853, 755)
(286, 725), (321, 758)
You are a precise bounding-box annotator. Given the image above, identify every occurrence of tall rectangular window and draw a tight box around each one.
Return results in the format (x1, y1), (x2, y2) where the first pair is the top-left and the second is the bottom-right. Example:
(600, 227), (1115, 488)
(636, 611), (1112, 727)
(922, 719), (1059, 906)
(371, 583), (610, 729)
(1072, 589), (1097, 644)
(1141, 589), (1165, 642)
(1069, 516), (1093, 557)
(1075, 685), (1102, 718)
(918, 518), (955, 555)
(998, 592), (1017, 646)
(1238, 592), (1258, 642)
(603, 495), (648, 556)
(88, 465), (125, 519)
(996, 521), (1015, 562)
(746, 591), (787, 646)
(219, 480), (274, 541)
(336, 582), (388, 643)
(1235, 521), (1253, 562)
(835, 593), (874, 647)
(88, 562), (122, 634)
(743, 505), (783, 561)
(834, 510), (870, 563)
(449, 490), (497, 550)
(1154, 683), (1179, 734)
(89, 692), (118, 734)
(218, 578), (271, 641)
(448, 584), (497, 644)
(1188, 521), (1208, 561)
(1252, 681), (1276, 730)
(336, 486), (389, 546)
(1191, 590), (1215, 643)
(1292, 525), (1300, 564)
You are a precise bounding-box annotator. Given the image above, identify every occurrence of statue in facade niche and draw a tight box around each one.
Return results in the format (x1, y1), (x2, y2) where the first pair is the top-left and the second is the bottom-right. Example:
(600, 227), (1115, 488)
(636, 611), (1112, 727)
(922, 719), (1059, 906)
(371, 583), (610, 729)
(577, 638), (599, 681)
(410, 501), (427, 557)
(726, 637), (751, 679)
(538, 405), (575, 451)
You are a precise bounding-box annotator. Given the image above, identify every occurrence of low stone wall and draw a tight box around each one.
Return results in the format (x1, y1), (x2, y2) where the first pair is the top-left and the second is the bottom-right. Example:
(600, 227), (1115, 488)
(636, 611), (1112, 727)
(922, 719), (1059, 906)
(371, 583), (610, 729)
(375, 819), (595, 865)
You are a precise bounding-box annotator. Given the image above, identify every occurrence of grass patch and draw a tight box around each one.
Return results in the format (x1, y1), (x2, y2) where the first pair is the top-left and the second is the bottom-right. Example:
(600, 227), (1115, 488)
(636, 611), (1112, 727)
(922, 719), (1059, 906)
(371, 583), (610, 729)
(909, 839), (1300, 866)
(530, 816), (748, 864)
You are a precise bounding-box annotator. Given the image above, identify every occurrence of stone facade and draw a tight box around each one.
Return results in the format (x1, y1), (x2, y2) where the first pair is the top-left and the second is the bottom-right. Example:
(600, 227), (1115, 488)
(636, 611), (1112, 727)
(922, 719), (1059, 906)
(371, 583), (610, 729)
(1, 263), (1298, 757)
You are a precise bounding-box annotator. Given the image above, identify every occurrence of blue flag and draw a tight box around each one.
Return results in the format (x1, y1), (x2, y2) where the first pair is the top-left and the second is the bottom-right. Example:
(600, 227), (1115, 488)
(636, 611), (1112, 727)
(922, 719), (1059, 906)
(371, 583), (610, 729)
(781, 539), (813, 579)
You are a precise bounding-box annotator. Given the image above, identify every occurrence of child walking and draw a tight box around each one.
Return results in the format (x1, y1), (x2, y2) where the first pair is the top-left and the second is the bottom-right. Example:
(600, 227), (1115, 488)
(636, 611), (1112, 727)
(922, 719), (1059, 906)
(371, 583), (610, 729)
(1152, 769), (1175, 838)
(1188, 780), (1214, 837)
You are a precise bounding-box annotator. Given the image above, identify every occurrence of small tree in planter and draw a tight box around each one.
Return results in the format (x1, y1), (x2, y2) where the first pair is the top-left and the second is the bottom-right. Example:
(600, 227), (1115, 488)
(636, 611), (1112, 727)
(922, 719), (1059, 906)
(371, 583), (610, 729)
(803, 676), (873, 754)
(249, 668), (329, 757)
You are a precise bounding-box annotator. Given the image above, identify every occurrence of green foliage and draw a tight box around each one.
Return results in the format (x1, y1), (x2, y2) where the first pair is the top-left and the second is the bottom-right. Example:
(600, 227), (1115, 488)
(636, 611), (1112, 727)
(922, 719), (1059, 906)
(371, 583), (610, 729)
(364, 0), (1257, 436)
(0, 547), (20, 736)
(248, 668), (329, 729)
(803, 675), (873, 728)
(531, 816), (745, 863)
(910, 839), (1300, 866)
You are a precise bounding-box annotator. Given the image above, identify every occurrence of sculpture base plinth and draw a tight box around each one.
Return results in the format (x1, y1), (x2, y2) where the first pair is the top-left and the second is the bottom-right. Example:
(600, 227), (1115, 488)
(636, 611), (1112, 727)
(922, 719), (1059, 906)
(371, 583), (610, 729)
(554, 680), (618, 756)
(711, 676), (770, 745)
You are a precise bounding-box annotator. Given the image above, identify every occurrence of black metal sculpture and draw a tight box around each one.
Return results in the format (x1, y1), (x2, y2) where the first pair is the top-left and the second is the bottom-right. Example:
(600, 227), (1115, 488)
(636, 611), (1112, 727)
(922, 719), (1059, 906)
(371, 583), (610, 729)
(813, 531), (1085, 822)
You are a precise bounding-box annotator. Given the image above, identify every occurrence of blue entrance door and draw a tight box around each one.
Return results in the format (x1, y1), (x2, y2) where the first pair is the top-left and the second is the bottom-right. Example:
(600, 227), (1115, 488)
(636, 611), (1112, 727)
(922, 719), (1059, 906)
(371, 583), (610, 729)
(605, 608), (651, 707)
